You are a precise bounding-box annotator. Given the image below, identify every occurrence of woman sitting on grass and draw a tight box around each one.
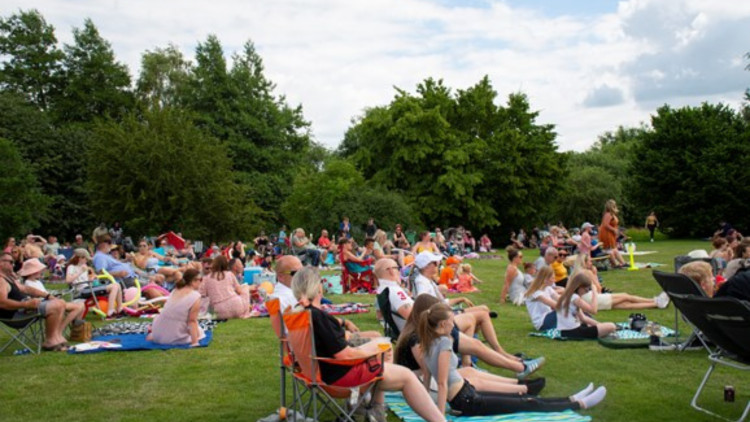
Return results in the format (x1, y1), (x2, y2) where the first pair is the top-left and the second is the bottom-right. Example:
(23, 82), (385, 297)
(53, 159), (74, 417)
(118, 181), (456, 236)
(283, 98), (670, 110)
(419, 301), (607, 416)
(524, 266), (560, 331)
(199, 256), (251, 319)
(148, 268), (204, 346)
(395, 295), (543, 382)
(555, 271), (617, 339)
(292, 267), (446, 422)
(501, 246), (526, 305)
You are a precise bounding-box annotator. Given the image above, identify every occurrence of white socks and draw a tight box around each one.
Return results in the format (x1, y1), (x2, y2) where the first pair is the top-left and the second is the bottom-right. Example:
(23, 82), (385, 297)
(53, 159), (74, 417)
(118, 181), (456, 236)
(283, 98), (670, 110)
(580, 386), (607, 409)
(570, 383), (594, 402)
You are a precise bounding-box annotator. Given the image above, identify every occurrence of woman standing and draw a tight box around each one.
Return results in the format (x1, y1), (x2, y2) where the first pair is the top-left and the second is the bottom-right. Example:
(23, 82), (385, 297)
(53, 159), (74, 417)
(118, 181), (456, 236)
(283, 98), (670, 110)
(645, 212), (659, 242)
(598, 200), (627, 267)
(149, 268), (205, 346)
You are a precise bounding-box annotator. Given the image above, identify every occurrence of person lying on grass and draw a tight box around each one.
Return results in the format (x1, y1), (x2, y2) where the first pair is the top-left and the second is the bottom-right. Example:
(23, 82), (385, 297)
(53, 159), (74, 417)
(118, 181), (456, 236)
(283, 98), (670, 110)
(572, 253), (670, 311)
(419, 301), (607, 416)
(395, 294), (545, 382)
(292, 266), (446, 422)
(555, 271), (617, 339)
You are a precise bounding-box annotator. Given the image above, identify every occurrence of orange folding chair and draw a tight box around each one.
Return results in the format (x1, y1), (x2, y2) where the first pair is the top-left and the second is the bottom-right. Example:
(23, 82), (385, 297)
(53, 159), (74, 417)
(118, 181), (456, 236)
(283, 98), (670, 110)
(282, 307), (386, 421)
(267, 298), (308, 420)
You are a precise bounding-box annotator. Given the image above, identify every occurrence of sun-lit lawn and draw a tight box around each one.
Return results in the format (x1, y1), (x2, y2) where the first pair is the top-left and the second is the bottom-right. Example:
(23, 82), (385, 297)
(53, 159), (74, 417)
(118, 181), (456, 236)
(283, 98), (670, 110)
(1, 239), (748, 421)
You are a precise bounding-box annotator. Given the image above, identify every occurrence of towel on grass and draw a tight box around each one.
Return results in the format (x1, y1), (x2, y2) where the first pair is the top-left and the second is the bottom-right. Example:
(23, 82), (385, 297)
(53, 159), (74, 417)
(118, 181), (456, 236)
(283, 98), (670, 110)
(530, 322), (675, 341)
(384, 392), (591, 422)
(68, 331), (213, 354)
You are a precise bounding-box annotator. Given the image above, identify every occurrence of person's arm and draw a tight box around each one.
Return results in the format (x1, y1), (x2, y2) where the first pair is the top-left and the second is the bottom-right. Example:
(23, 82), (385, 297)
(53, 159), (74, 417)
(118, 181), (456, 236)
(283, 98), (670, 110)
(336, 317), (360, 333)
(578, 308), (599, 326)
(537, 293), (558, 308)
(470, 274), (484, 284)
(0, 280), (41, 311)
(412, 343), (431, 391)
(575, 292), (598, 315)
(66, 265), (87, 284)
(17, 282), (48, 299)
(436, 349), (451, 415)
(396, 303), (412, 320)
(188, 297), (201, 346)
(603, 213), (617, 234)
(500, 266), (516, 303)
(447, 297), (475, 307)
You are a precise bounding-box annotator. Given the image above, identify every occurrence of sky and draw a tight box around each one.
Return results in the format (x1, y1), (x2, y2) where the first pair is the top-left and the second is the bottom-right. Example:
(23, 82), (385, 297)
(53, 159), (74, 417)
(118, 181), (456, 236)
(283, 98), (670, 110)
(4, 0), (749, 151)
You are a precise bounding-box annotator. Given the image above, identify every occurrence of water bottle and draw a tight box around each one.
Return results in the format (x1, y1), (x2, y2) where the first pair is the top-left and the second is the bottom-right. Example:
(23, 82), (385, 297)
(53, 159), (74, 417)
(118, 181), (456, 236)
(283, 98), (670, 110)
(13, 348), (30, 355)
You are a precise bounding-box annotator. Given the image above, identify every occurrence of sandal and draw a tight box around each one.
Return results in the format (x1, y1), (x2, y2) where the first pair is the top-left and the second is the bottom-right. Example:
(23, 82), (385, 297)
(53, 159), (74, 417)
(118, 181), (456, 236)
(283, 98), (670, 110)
(42, 342), (69, 352)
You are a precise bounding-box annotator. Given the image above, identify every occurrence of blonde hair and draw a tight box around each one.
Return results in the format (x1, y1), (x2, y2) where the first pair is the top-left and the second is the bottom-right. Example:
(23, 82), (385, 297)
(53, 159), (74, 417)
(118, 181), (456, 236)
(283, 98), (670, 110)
(678, 261), (714, 296)
(556, 271), (592, 317)
(417, 302), (453, 357)
(459, 263), (472, 275)
(525, 266), (554, 298)
(291, 266), (321, 301)
(571, 253), (590, 277)
(604, 199), (618, 216)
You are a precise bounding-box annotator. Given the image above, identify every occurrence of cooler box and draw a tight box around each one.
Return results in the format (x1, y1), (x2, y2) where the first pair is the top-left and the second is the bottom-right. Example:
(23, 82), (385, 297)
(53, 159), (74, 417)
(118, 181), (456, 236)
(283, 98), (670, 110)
(243, 266), (263, 284)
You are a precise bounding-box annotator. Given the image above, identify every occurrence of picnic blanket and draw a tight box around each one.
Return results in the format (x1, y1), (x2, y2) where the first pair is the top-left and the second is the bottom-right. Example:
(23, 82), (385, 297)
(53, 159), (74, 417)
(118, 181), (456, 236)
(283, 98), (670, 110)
(68, 331), (213, 354)
(249, 302), (371, 318)
(529, 322), (675, 341)
(384, 392), (591, 422)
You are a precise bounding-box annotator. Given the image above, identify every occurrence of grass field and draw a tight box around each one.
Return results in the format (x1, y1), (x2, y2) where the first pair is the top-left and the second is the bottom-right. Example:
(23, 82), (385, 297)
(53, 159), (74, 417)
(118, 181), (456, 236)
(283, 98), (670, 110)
(1, 239), (748, 422)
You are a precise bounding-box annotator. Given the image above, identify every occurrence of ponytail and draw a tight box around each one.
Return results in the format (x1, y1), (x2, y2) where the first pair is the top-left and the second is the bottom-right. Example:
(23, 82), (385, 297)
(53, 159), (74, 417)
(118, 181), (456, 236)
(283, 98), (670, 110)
(417, 303), (452, 356)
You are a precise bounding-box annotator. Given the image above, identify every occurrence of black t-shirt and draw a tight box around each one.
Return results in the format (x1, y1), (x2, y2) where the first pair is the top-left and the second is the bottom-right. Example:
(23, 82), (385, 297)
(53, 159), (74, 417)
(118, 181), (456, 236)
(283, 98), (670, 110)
(1, 276), (27, 319)
(395, 332), (421, 370)
(716, 271), (750, 302)
(308, 306), (350, 384)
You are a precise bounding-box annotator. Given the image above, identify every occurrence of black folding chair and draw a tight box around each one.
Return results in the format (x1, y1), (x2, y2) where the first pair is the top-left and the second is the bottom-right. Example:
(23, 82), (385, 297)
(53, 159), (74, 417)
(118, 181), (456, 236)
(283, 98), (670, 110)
(652, 270), (713, 352)
(670, 294), (750, 422)
(0, 313), (44, 355)
(376, 288), (401, 340)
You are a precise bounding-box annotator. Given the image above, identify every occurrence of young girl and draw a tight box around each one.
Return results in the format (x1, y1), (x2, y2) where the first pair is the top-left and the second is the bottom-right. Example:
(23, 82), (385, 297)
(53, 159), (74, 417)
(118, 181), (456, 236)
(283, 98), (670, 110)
(555, 271), (617, 339)
(523, 266), (560, 330)
(456, 264), (482, 293)
(522, 263), (536, 289)
(419, 302), (607, 416)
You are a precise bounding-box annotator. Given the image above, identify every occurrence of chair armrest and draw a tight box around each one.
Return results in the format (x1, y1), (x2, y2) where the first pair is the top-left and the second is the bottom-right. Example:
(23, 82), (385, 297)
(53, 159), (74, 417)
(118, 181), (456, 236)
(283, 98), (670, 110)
(314, 349), (387, 366)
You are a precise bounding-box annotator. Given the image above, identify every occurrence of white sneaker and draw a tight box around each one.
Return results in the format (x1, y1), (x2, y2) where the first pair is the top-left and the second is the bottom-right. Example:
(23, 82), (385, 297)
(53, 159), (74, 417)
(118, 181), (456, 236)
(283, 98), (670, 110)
(655, 292), (670, 309)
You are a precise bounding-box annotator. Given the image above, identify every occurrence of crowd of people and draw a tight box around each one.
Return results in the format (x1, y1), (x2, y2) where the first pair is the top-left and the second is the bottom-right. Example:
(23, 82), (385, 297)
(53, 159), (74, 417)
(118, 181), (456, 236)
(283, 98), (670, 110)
(4, 202), (749, 419)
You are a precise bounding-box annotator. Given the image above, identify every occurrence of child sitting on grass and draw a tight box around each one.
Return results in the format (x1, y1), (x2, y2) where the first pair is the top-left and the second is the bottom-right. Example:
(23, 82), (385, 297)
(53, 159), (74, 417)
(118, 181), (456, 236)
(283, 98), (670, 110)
(555, 271), (617, 339)
(456, 264), (482, 293)
(524, 266), (560, 331)
(523, 262), (536, 289)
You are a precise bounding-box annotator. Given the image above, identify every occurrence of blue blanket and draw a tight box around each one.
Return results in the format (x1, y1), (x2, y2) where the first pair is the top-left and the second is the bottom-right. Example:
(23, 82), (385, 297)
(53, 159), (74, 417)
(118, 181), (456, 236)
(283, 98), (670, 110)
(385, 392), (591, 422)
(68, 331), (212, 354)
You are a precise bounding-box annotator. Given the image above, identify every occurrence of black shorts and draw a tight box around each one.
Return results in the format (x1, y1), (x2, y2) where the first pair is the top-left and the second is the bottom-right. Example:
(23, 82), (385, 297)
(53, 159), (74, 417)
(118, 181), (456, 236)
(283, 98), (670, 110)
(560, 325), (599, 339)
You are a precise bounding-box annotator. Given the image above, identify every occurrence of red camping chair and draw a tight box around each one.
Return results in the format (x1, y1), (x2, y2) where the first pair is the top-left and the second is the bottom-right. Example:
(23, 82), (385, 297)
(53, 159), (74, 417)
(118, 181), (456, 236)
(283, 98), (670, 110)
(338, 248), (375, 293)
(282, 307), (386, 421)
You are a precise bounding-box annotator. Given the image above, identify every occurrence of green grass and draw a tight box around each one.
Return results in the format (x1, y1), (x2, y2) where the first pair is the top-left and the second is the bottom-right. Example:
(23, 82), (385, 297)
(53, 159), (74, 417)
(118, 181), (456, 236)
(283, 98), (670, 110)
(1, 239), (748, 421)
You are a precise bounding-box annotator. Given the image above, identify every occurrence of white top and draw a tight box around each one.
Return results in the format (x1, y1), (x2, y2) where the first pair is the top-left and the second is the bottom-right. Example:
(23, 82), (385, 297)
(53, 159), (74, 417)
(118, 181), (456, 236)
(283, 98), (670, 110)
(24, 279), (47, 293)
(270, 282), (297, 312)
(523, 273), (534, 289)
(525, 286), (556, 330)
(66, 264), (90, 291)
(534, 256), (547, 271)
(507, 267), (526, 305)
(414, 274), (444, 301)
(556, 293), (581, 330)
(376, 279), (413, 332)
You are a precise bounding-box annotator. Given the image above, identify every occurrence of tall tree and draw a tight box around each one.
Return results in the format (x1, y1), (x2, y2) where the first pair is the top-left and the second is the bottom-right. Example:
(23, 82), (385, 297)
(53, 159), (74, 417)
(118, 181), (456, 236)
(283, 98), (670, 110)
(339, 77), (564, 233)
(56, 18), (133, 122)
(86, 108), (259, 240)
(136, 44), (191, 110)
(0, 9), (63, 110)
(632, 103), (750, 237)
(182, 36), (317, 222)
(0, 137), (50, 239)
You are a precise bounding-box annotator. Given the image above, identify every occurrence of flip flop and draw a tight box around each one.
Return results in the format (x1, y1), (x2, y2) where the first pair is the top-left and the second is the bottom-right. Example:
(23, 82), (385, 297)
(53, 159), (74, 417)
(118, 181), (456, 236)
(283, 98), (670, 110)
(42, 342), (69, 352)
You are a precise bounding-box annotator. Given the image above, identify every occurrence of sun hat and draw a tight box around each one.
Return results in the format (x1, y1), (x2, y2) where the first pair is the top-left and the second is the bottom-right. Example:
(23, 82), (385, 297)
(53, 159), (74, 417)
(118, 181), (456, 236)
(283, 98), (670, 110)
(415, 251), (443, 269)
(18, 259), (46, 277)
(74, 248), (92, 260)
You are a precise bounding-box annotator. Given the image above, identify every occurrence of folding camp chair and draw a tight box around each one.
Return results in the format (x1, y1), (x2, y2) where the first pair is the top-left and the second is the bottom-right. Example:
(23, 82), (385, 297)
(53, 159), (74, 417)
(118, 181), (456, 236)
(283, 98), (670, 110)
(653, 270), (713, 352)
(0, 313), (44, 355)
(376, 288), (401, 339)
(670, 294), (750, 422)
(266, 298), (307, 420)
(282, 307), (385, 421)
(339, 249), (374, 293)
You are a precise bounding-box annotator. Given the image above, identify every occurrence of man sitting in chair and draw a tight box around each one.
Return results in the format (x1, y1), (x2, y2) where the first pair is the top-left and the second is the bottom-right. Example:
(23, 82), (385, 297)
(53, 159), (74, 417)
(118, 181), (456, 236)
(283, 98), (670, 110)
(0, 252), (75, 351)
(93, 234), (137, 288)
(291, 228), (321, 267)
(374, 258), (413, 333)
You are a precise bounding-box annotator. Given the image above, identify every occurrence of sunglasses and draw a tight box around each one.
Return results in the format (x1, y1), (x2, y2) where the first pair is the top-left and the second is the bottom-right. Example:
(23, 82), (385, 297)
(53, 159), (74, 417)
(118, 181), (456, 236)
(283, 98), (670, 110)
(281, 270), (298, 276)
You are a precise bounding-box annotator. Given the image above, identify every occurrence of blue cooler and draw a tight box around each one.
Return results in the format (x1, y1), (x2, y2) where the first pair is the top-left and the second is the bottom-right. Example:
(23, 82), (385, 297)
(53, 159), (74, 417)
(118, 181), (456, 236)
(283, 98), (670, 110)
(243, 266), (263, 284)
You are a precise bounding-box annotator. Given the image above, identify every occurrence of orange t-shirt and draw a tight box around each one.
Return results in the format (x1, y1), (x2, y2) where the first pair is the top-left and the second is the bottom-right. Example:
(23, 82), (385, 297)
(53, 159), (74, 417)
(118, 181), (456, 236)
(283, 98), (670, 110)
(439, 267), (455, 287)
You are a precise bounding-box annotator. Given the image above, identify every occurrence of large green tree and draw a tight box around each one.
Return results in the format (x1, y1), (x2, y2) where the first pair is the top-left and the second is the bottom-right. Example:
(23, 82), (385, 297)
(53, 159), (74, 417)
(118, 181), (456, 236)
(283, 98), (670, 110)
(0, 9), (63, 110)
(182, 36), (319, 222)
(135, 44), (191, 110)
(632, 103), (750, 237)
(86, 109), (259, 240)
(0, 137), (50, 239)
(339, 77), (563, 234)
(56, 18), (133, 122)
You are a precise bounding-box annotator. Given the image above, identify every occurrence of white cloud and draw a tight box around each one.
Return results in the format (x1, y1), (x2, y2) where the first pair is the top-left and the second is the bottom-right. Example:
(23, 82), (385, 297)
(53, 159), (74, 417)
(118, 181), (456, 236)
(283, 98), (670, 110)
(3, 0), (749, 152)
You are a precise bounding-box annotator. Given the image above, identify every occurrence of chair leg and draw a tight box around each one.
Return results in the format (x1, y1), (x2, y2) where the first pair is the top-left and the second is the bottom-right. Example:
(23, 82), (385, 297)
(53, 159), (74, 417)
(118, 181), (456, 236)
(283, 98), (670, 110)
(691, 362), (749, 422)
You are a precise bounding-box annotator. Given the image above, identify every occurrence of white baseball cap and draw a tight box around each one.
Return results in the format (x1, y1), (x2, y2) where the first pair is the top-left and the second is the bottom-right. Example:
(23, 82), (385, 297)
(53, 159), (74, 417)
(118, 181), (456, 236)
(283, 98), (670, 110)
(415, 251), (443, 269)
(581, 222), (594, 230)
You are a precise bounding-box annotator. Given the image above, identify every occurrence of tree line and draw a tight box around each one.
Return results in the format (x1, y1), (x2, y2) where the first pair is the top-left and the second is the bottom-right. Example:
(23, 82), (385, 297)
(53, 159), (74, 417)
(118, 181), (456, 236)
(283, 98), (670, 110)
(1, 9), (748, 242)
